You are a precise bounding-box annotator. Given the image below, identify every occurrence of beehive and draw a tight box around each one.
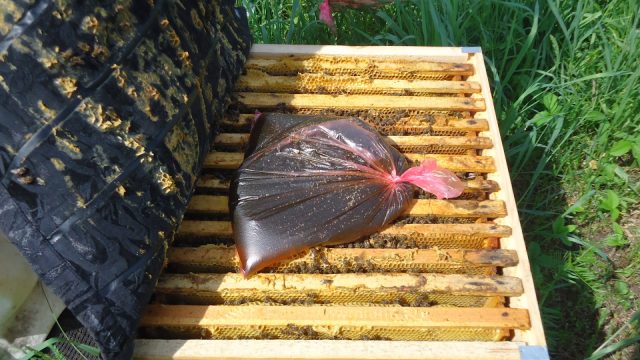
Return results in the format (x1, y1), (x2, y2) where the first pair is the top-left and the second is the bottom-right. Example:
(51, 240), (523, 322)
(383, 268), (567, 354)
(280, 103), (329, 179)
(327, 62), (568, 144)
(134, 45), (548, 359)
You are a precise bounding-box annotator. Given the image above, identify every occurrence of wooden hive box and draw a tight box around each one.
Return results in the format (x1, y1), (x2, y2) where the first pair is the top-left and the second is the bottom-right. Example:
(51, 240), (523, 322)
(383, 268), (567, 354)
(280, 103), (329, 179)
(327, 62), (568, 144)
(134, 45), (548, 360)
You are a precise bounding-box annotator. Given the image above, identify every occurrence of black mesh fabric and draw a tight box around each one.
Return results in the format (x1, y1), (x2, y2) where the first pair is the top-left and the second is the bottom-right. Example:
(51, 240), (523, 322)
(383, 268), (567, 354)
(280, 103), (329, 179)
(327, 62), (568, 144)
(0, 1), (251, 358)
(46, 310), (99, 360)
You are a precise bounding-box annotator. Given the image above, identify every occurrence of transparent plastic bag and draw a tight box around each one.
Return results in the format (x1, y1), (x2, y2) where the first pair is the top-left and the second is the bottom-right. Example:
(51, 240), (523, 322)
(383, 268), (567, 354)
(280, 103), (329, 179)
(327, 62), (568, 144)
(231, 114), (464, 276)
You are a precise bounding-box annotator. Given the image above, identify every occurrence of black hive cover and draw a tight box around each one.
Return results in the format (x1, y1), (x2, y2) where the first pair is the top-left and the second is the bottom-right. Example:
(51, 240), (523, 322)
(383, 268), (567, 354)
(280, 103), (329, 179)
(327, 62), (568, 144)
(0, 1), (251, 358)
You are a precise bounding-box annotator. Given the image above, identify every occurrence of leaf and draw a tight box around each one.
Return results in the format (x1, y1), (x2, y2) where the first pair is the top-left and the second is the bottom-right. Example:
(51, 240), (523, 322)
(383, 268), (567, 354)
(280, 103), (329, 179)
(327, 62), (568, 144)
(538, 253), (562, 269)
(543, 93), (560, 113)
(50, 345), (64, 359)
(562, 190), (595, 216)
(585, 110), (606, 122)
(609, 140), (632, 156)
(612, 222), (624, 235)
(606, 234), (627, 247)
(599, 190), (620, 211)
(552, 217), (566, 234)
(549, 34), (560, 68)
(71, 341), (101, 356)
(614, 281), (630, 295)
(611, 208), (620, 221)
(552, 217), (572, 246)
(614, 166), (629, 182)
(530, 111), (553, 126)
(565, 236), (610, 261)
(528, 241), (541, 258)
(631, 143), (640, 163)
(588, 335), (640, 359)
(588, 310), (640, 360)
(21, 338), (64, 359)
(601, 163), (618, 181)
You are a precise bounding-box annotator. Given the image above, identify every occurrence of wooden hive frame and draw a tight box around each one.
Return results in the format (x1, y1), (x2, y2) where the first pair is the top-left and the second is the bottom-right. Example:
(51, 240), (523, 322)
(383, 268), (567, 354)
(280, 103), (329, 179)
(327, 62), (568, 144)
(134, 45), (548, 360)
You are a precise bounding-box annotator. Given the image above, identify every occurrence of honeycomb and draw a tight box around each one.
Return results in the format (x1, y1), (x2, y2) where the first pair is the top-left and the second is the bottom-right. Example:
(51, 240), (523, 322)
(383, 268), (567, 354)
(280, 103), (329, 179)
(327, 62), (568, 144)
(244, 55), (471, 80)
(142, 324), (509, 342)
(236, 71), (476, 97)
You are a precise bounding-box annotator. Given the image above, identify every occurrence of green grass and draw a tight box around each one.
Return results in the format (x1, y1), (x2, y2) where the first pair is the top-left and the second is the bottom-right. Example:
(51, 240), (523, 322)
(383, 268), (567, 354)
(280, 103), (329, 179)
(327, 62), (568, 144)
(20, 337), (99, 360)
(239, 0), (640, 358)
(17, 286), (101, 360)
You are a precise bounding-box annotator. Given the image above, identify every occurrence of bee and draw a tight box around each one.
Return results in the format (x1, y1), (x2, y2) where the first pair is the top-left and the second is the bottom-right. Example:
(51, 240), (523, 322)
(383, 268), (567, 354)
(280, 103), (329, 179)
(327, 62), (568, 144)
(55, 77), (77, 98)
(52, 5), (71, 20)
(145, 86), (161, 101)
(123, 137), (145, 157)
(157, 171), (177, 195)
(119, 20), (132, 31)
(78, 42), (91, 53)
(61, 49), (74, 60)
(178, 50), (192, 69)
(83, 16), (99, 34)
(126, 86), (138, 98)
(111, 64), (127, 87)
(91, 45), (110, 61)
(10, 167), (28, 177)
(86, 104), (122, 131)
(17, 176), (35, 185)
(70, 56), (84, 66)
(191, 9), (203, 29)
(168, 30), (180, 47)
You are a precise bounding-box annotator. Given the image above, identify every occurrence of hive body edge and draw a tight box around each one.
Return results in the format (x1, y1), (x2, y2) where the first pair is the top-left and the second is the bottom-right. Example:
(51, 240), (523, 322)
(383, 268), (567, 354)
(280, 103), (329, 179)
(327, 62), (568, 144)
(134, 44), (548, 360)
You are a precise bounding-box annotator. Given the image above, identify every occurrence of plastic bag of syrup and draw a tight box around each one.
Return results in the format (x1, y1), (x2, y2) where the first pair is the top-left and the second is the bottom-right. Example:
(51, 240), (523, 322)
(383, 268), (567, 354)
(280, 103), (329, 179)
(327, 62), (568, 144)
(230, 114), (464, 276)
